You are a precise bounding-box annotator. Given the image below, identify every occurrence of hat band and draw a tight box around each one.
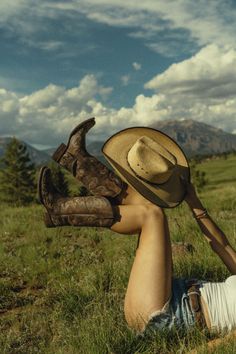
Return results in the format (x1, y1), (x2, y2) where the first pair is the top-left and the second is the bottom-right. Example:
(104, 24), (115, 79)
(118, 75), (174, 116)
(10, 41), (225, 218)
(126, 157), (172, 186)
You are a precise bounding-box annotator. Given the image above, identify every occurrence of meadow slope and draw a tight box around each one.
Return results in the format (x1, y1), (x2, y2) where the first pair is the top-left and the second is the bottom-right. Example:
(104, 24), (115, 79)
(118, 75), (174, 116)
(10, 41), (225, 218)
(0, 155), (236, 353)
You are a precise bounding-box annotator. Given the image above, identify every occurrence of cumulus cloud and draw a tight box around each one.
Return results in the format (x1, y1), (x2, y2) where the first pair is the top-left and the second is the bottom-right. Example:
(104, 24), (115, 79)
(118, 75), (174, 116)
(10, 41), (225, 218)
(1, 60), (236, 148)
(145, 44), (236, 98)
(1, 40), (236, 147)
(0, 75), (115, 145)
(0, 76), (171, 146)
(132, 62), (141, 71)
(143, 45), (236, 132)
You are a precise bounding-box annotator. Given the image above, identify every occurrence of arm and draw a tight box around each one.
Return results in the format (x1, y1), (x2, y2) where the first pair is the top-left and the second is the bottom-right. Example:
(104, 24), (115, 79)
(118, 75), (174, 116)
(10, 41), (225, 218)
(184, 182), (236, 275)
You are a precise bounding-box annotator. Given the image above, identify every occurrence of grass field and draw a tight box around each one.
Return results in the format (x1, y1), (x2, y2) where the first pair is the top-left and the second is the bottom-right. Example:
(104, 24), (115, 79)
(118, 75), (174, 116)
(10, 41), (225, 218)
(0, 154), (236, 353)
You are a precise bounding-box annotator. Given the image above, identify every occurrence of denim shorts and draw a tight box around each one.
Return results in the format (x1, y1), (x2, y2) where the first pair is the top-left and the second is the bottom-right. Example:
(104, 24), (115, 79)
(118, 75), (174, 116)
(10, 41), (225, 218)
(145, 278), (196, 332)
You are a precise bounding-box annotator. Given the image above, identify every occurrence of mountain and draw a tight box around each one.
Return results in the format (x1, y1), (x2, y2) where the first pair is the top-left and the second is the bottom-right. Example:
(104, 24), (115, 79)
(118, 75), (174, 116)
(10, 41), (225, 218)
(0, 137), (106, 167)
(1, 120), (236, 166)
(43, 143), (105, 157)
(150, 119), (236, 157)
(43, 147), (57, 157)
(87, 141), (104, 157)
(86, 120), (236, 158)
(0, 137), (51, 166)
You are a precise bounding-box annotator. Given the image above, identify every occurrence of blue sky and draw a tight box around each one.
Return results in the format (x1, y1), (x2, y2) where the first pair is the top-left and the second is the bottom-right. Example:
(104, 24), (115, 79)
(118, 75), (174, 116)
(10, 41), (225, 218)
(0, 0), (236, 148)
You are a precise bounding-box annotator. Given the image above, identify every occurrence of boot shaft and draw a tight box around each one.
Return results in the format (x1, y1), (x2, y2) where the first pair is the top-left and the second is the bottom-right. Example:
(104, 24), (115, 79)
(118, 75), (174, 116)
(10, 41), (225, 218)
(52, 118), (124, 198)
(54, 145), (124, 198)
(44, 212), (116, 228)
(38, 166), (119, 229)
(44, 194), (118, 228)
(52, 195), (115, 219)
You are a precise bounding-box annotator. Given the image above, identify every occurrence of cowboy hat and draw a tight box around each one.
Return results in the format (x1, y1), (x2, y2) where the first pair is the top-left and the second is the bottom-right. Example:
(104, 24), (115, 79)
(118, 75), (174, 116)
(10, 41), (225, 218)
(102, 127), (190, 208)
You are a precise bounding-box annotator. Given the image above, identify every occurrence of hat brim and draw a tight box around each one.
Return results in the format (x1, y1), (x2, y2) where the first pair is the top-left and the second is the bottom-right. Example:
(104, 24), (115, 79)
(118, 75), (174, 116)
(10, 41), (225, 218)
(102, 127), (190, 208)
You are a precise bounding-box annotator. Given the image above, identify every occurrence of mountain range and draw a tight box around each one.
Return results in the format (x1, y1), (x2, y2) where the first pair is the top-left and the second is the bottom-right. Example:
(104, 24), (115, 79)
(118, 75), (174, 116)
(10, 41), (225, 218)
(150, 119), (236, 157)
(0, 120), (236, 166)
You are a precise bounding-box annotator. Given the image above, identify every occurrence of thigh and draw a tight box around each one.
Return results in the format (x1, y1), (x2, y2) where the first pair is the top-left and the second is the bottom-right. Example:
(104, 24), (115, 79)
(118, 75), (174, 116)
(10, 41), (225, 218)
(111, 195), (173, 332)
(118, 184), (152, 206)
(111, 204), (145, 235)
(124, 209), (172, 332)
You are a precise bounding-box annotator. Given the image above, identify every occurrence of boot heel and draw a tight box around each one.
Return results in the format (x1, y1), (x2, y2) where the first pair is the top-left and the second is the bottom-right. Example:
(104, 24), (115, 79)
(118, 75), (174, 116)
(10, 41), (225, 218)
(52, 143), (67, 162)
(44, 212), (55, 228)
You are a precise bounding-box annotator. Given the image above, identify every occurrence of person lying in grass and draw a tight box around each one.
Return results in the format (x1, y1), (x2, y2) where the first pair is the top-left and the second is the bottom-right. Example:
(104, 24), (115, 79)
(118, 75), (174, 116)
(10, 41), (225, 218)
(38, 118), (236, 338)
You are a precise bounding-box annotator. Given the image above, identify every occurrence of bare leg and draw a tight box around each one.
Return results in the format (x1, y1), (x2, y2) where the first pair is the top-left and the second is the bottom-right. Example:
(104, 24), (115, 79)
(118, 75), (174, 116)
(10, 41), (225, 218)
(116, 184), (152, 206)
(111, 203), (172, 332)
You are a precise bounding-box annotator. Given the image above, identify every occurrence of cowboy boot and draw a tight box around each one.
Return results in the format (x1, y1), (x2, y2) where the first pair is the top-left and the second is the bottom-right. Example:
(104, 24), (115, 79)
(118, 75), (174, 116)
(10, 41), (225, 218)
(38, 166), (119, 228)
(52, 117), (124, 198)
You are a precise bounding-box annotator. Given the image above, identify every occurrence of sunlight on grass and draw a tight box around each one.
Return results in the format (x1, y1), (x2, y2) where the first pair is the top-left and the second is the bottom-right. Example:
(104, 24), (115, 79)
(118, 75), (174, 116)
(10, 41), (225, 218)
(0, 155), (236, 353)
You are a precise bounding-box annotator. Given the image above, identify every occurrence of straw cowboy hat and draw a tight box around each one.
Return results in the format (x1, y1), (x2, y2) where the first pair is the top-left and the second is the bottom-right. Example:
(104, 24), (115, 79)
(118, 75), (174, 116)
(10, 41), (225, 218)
(102, 127), (190, 208)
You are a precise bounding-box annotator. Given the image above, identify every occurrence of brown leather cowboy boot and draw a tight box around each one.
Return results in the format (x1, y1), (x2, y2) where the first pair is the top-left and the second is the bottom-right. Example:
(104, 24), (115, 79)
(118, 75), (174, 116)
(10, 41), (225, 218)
(52, 117), (124, 198)
(38, 166), (119, 228)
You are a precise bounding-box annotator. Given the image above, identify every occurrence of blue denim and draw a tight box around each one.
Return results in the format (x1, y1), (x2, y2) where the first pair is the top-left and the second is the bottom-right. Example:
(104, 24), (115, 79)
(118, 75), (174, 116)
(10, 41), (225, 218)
(145, 278), (196, 332)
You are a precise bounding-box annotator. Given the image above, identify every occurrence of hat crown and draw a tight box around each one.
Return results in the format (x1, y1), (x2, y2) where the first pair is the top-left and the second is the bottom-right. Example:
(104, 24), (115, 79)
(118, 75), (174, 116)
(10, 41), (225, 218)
(127, 136), (177, 184)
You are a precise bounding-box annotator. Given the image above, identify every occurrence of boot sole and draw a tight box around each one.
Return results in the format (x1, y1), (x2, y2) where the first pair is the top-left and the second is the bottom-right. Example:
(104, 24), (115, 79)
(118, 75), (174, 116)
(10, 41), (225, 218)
(44, 212), (55, 227)
(52, 117), (95, 162)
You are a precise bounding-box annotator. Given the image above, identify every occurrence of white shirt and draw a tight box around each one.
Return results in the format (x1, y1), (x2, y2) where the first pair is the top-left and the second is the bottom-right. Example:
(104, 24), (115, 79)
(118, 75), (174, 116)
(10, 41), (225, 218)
(200, 275), (236, 332)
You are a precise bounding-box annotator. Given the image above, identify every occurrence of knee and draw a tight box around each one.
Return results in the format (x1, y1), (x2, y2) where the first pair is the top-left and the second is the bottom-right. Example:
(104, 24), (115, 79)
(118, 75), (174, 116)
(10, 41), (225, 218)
(137, 203), (165, 229)
(124, 301), (159, 333)
(124, 306), (148, 333)
(143, 203), (165, 222)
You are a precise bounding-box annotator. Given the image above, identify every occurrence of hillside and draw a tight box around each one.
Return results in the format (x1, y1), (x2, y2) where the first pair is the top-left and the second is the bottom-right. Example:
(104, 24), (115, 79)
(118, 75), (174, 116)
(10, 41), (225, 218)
(1, 120), (236, 165)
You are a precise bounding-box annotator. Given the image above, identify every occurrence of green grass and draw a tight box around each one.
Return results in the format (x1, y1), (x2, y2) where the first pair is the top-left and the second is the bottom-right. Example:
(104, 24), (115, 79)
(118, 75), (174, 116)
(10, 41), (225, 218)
(0, 155), (236, 353)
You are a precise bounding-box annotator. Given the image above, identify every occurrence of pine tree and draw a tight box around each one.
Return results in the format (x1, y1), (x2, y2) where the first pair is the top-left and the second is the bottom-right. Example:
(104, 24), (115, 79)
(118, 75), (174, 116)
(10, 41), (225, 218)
(47, 161), (69, 196)
(0, 137), (36, 205)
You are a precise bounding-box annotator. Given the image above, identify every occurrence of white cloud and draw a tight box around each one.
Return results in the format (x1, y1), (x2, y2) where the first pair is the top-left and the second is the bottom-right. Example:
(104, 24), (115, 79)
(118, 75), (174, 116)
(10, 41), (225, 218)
(145, 44), (236, 98)
(21, 85), (64, 109)
(1, 38), (236, 146)
(71, 0), (236, 54)
(34, 40), (63, 51)
(1, 0), (236, 56)
(0, 75), (115, 145)
(132, 62), (141, 71)
(79, 0), (236, 46)
(1, 64), (236, 147)
(142, 45), (236, 133)
(121, 75), (130, 86)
